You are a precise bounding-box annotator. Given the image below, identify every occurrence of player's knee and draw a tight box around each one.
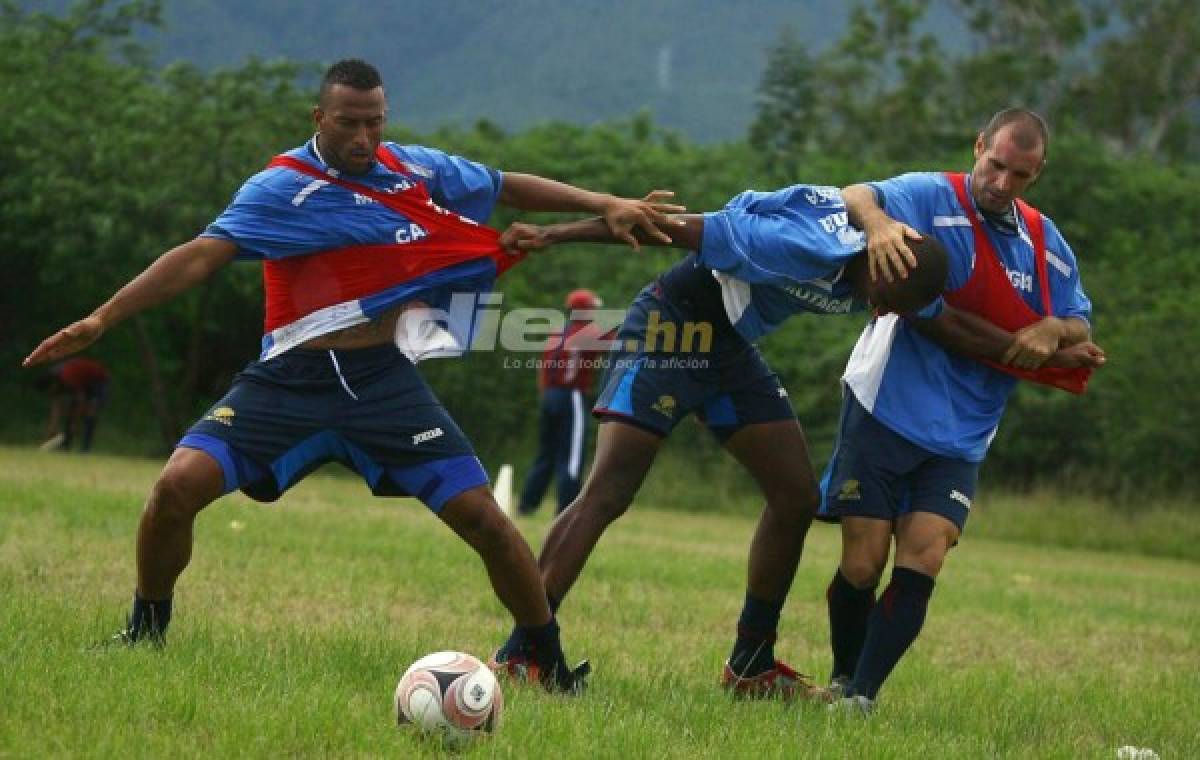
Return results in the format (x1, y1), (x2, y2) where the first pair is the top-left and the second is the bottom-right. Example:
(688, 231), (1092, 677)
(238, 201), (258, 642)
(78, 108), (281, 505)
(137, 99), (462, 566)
(763, 482), (819, 523)
(897, 543), (949, 578)
(840, 555), (886, 589)
(146, 469), (208, 523)
(577, 484), (634, 524)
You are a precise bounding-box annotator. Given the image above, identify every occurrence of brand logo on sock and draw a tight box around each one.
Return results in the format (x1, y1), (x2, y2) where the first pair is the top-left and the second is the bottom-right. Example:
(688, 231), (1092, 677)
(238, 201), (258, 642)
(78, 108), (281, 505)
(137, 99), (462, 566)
(838, 479), (862, 501)
(412, 427), (444, 445)
(949, 489), (972, 509)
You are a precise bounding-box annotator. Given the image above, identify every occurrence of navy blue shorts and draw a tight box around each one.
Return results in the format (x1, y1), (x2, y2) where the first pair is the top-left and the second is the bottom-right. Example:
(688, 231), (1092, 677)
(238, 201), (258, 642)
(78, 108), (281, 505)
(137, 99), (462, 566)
(593, 283), (794, 441)
(818, 391), (978, 532)
(179, 344), (487, 512)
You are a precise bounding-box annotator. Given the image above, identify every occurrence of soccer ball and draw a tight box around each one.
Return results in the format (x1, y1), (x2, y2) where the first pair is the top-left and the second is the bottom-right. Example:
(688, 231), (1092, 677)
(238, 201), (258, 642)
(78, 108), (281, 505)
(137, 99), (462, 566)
(394, 651), (503, 744)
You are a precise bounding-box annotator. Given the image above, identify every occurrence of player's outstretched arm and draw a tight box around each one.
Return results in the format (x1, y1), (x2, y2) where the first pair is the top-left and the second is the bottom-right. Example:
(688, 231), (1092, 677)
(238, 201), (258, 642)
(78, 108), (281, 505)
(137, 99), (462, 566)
(913, 307), (1105, 370)
(500, 214), (704, 254)
(498, 175), (685, 250)
(843, 183), (921, 284)
(23, 236), (238, 368)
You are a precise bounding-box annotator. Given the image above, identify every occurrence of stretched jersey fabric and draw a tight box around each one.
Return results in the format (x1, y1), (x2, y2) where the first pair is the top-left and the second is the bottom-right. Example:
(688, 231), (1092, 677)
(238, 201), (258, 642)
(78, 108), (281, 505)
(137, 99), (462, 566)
(698, 184), (874, 341)
(202, 138), (518, 359)
(843, 172), (1092, 461)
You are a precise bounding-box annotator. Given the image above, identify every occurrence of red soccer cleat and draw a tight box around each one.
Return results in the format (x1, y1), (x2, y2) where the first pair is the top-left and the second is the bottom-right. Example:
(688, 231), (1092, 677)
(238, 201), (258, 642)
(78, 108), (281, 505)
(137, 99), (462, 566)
(720, 660), (832, 702)
(488, 649), (590, 694)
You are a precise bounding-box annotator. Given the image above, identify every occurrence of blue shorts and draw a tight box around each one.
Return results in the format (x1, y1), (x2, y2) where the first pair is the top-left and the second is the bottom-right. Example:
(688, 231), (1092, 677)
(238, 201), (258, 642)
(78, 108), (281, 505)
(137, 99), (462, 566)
(179, 344), (487, 512)
(593, 282), (794, 441)
(818, 391), (978, 532)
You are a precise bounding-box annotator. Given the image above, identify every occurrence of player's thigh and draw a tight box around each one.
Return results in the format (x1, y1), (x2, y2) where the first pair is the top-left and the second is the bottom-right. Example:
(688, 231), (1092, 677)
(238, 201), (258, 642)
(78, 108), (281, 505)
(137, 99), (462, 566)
(893, 511), (960, 577)
(576, 419), (663, 511)
(893, 453), (975, 574)
(439, 485), (508, 542)
(723, 419), (819, 509)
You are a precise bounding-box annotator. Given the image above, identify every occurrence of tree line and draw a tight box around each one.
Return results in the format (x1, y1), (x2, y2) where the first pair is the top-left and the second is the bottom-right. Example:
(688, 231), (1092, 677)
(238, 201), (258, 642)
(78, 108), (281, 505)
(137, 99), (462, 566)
(2, 0), (1197, 500)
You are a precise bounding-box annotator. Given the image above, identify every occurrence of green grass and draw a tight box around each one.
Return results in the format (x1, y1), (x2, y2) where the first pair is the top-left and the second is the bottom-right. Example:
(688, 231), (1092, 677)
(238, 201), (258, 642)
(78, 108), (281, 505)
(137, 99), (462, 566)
(1, 446), (1197, 758)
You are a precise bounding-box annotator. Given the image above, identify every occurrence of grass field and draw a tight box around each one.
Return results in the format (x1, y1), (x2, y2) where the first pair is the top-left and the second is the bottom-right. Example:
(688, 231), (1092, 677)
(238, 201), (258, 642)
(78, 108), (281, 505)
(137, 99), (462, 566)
(1, 447), (1196, 758)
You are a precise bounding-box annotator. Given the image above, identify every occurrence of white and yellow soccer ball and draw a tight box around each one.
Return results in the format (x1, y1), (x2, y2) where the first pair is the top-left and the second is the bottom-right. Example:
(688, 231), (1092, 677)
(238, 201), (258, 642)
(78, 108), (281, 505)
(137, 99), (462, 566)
(394, 651), (503, 745)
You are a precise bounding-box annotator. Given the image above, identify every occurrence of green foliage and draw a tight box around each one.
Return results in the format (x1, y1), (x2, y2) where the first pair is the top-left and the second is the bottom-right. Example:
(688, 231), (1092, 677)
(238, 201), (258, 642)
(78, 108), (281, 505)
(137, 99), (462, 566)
(2, 0), (1198, 497)
(750, 0), (1199, 164)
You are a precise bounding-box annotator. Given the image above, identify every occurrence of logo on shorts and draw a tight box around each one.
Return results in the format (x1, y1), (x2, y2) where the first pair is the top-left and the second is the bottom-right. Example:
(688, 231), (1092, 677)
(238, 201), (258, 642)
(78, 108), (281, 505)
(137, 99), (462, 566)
(777, 387), (788, 398)
(204, 406), (235, 426)
(949, 489), (972, 509)
(837, 479), (862, 501)
(651, 395), (676, 418)
(412, 427), (445, 445)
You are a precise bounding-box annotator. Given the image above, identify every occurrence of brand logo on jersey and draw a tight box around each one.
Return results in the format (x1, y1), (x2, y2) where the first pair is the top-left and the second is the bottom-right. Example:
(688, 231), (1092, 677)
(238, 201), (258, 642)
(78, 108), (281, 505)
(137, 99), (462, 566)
(949, 489), (972, 509)
(837, 226), (865, 247)
(817, 211), (849, 234)
(1006, 268), (1033, 293)
(395, 223), (429, 244)
(412, 427), (444, 445)
(204, 406), (236, 426)
(651, 395), (677, 418)
(783, 283), (856, 314)
(803, 186), (845, 208)
(837, 479), (862, 501)
(777, 387), (788, 398)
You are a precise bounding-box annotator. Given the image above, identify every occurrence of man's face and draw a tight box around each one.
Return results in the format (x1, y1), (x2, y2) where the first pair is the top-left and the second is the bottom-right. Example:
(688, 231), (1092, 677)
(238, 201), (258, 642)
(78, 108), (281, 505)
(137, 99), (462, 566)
(970, 124), (1044, 213)
(312, 84), (387, 175)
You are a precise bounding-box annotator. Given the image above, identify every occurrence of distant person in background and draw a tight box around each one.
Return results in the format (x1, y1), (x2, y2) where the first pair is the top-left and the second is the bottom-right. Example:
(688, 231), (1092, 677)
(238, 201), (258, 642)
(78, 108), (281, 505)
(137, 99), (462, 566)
(518, 289), (609, 516)
(35, 356), (111, 452)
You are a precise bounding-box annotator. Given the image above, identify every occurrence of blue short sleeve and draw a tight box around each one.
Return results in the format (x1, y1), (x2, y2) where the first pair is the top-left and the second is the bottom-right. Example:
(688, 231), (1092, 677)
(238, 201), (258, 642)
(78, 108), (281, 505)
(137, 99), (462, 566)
(1042, 219), (1092, 324)
(867, 172), (943, 233)
(389, 144), (501, 224)
(201, 171), (341, 260)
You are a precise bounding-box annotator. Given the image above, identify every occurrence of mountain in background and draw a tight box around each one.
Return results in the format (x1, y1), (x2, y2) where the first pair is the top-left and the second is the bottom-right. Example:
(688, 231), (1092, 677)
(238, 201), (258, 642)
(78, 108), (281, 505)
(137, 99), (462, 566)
(26, 0), (860, 140)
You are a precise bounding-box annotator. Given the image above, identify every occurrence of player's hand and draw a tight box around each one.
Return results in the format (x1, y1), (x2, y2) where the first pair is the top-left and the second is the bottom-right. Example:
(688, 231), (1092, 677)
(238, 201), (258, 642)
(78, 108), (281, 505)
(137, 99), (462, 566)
(1045, 341), (1106, 369)
(864, 218), (921, 283)
(1002, 318), (1064, 370)
(500, 221), (551, 253)
(600, 191), (686, 251)
(22, 316), (105, 367)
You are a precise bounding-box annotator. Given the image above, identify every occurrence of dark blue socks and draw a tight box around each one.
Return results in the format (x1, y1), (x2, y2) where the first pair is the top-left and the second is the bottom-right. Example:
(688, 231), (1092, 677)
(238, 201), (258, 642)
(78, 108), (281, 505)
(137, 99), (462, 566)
(729, 592), (784, 677)
(850, 566), (935, 700)
(827, 569), (878, 681)
(128, 593), (172, 642)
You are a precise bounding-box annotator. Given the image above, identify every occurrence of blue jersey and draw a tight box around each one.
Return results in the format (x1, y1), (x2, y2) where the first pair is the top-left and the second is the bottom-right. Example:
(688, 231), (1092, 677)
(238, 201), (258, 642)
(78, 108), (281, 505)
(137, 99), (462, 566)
(697, 185), (874, 341)
(202, 138), (501, 259)
(200, 138), (504, 359)
(843, 172), (1092, 461)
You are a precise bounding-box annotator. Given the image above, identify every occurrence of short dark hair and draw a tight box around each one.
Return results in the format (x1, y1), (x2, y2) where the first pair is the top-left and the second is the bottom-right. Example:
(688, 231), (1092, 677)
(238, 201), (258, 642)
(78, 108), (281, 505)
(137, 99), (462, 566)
(319, 59), (383, 103)
(981, 108), (1049, 159)
(893, 236), (950, 312)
